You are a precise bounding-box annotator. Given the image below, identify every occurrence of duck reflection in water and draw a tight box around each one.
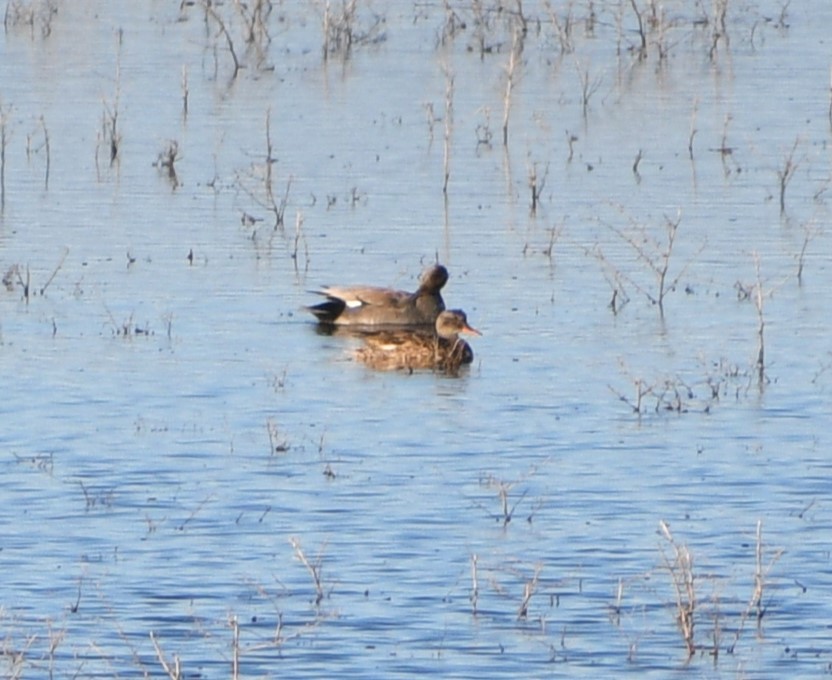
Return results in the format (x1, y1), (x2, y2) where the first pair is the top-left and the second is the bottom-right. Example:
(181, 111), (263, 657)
(354, 310), (481, 374)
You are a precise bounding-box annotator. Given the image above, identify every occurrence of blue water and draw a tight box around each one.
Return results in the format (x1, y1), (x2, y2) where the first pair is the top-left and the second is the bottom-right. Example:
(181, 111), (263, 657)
(1, 2), (830, 677)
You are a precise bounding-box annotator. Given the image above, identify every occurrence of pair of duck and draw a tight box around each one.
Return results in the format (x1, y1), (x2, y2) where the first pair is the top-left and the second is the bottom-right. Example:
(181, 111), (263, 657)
(307, 264), (480, 373)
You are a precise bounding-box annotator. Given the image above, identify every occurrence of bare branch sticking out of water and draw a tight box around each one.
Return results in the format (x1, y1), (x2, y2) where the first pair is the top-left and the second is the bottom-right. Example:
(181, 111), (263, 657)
(708, 0), (730, 61)
(235, 0), (273, 58)
(796, 219), (820, 285)
(527, 157), (549, 215)
(632, 149), (643, 183)
(95, 32), (123, 177)
(230, 616), (240, 680)
(574, 56), (602, 121)
(688, 97), (698, 161)
(0, 104), (9, 211)
(727, 520), (784, 653)
(470, 553), (479, 615)
(442, 64), (454, 195)
(15, 264), (31, 303)
(517, 564), (542, 620)
(601, 208), (704, 318)
(201, 1), (240, 79)
(502, 28), (523, 147)
(4, 0), (58, 37)
(545, 0), (575, 55)
(475, 105), (493, 151)
(608, 375), (653, 415)
(320, 0), (385, 62)
(628, 0), (647, 59)
(150, 631), (182, 680)
(478, 473), (539, 527)
(751, 252), (766, 390)
(234, 110), (293, 235)
(292, 209), (310, 275)
(776, 136), (800, 215)
(290, 537), (326, 607)
(609, 357), (730, 416)
(25, 114), (50, 190)
(267, 418), (289, 455)
(828, 64), (832, 132)
(153, 140), (181, 189)
(40, 247), (68, 296)
(710, 114), (741, 177)
(658, 521), (697, 659)
(181, 65), (189, 119)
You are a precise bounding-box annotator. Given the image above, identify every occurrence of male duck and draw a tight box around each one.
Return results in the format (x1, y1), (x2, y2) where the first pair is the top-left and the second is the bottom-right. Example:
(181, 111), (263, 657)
(354, 309), (481, 373)
(307, 264), (448, 327)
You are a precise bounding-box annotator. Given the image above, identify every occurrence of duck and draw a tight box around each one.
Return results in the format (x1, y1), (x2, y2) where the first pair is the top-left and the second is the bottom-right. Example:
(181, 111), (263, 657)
(307, 264), (448, 327)
(354, 309), (481, 373)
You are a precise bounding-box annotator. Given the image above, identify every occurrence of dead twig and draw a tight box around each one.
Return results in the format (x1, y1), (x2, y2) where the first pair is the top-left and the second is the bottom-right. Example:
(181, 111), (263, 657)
(150, 631), (182, 680)
(290, 537), (326, 606)
(658, 521), (696, 658)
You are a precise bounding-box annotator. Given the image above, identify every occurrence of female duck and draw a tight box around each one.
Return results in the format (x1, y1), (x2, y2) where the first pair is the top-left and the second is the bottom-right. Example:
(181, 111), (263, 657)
(355, 309), (481, 373)
(307, 264), (448, 327)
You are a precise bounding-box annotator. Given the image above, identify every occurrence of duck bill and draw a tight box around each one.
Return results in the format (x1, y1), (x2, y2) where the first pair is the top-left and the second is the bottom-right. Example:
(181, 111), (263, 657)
(461, 323), (482, 336)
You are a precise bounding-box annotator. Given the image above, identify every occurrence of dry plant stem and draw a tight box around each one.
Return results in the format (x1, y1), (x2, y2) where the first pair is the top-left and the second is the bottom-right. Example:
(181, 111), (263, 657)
(177, 494), (214, 531)
(517, 565), (541, 620)
(545, 0), (574, 55)
(632, 149), (643, 181)
(470, 553), (479, 615)
(40, 247), (68, 296)
(659, 520), (696, 658)
(0, 106), (8, 211)
(605, 210), (699, 317)
(688, 98), (698, 161)
(39, 115), (50, 189)
(293, 209), (310, 273)
(290, 537), (325, 606)
(202, 1), (240, 79)
(181, 65), (189, 118)
(264, 109), (274, 197)
(230, 616), (240, 680)
(828, 64), (832, 131)
(321, 0), (369, 61)
(708, 0), (730, 60)
(16, 264), (31, 303)
(777, 136), (800, 214)
(629, 0), (647, 58)
(503, 483), (527, 525)
(236, 0), (272, 48)
(267, 418), (288, 454)
(752, 520), (764, 623)
(322, 0), (330, 60)
(2, 631), (36, 678)
(527, 159), (549, 215)
(575, 57), (602, 120)
(442, 66), (454, 195)
(263, 108), (285, 228)
(502, 29), (521, 147)
(46, 619), (66, 679)
(109, 31), (123, 165)
(796, 222), (817, 284)
(752, 252), (765, 388)
(611, 577), (624, 626)
(150, 631), (182, 680)
(728, 520), (784, 652)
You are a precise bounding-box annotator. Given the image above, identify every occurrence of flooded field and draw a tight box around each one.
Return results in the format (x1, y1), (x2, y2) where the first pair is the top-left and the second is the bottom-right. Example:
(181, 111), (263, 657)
(1, 1), (831, 677)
